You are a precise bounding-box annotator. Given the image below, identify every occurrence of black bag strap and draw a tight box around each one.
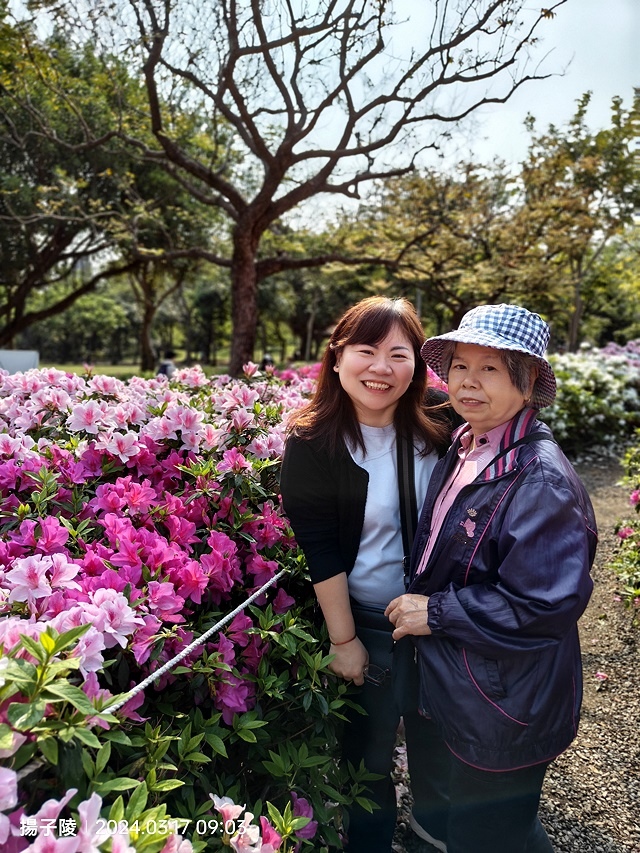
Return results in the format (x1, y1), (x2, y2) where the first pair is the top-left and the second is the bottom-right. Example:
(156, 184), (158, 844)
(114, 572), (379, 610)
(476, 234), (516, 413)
(397, 433), (418, 585)
(486, 431), (555, 467)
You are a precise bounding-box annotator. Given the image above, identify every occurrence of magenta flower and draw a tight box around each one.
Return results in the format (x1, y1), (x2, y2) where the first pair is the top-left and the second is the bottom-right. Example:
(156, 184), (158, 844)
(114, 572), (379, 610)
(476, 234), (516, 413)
(630, 490), (640, 506)
(272, 588), (296, 615)
(291, 792), (318, 840)
(214, 673), (254, 724)
(259, 816), (283, 851)
(147, 581), (185, 624)
(217, 447), (252, 474)
(173, 560), (209, 604)
(617, 526), (635, 539)
(36, 517), (71, 555)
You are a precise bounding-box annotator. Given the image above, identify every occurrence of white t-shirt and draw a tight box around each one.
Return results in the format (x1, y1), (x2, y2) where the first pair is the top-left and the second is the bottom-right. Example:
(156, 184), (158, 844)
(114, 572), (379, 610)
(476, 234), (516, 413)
(347, 424), (437, 608)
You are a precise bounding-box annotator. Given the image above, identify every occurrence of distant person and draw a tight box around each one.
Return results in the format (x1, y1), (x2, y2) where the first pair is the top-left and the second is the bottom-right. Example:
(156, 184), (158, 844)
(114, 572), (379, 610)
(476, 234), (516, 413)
(157, 350), (177, 379)
(259, 353), (275, 371)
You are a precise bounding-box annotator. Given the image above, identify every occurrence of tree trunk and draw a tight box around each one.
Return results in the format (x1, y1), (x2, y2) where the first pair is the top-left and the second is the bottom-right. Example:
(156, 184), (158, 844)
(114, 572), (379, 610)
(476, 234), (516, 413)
(140, 299), (157, 372)
(228, 235), (259, 376)
(567, 273), (584, 352)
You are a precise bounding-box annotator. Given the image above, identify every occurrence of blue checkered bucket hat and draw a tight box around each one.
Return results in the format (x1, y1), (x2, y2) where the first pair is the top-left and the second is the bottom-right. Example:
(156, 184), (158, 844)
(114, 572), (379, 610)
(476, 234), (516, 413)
(421, 304), (557, 408)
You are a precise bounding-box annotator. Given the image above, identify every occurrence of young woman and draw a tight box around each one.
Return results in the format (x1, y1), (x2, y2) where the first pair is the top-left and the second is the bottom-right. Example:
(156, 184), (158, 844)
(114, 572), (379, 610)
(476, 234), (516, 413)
(280, 296), (451, 852)
(386, 303), (597, 853)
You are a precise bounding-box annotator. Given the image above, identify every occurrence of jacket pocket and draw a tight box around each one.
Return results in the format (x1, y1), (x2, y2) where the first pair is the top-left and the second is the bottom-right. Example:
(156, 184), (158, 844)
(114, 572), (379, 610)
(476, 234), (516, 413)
(463, 648), (528, 727)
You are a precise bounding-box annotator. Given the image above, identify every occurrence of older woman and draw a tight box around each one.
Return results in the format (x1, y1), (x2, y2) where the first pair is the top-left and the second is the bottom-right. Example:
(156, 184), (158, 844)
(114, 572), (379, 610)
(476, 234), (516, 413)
(386, 304), (597, 853)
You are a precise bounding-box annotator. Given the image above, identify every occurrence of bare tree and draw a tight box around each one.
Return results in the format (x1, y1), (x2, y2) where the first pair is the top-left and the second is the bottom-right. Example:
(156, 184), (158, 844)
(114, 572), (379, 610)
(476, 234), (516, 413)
(23, 0), (568, 372)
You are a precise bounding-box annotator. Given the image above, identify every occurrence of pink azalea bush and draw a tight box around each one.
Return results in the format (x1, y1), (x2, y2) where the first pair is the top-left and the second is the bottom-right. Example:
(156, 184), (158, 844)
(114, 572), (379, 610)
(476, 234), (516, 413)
(0, 363), (371, 851)
(612, 433), (640, 606)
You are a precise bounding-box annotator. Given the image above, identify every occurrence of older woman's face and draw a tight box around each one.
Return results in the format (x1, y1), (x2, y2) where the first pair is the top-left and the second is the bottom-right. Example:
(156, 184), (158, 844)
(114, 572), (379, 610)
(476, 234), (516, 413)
(447, 343), (532, 434)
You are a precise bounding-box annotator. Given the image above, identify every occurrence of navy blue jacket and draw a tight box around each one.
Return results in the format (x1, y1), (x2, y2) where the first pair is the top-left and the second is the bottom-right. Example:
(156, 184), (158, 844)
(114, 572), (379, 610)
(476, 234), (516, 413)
(409, 408), (597, 771)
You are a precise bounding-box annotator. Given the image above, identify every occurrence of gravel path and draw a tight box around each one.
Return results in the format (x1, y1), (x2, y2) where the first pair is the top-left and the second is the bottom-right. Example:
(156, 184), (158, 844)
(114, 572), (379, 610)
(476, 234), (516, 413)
(392, 456), (640, 853)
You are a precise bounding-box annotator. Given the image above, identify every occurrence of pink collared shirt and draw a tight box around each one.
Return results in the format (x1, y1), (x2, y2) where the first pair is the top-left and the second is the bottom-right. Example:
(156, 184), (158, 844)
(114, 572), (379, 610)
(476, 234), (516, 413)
(415, 421), (509, 575)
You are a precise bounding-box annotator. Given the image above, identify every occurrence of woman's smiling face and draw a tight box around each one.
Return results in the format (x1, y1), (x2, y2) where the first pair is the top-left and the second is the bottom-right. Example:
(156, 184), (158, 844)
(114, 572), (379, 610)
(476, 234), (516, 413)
(447, 343), (534, 434)
(335, 326), (416, 427)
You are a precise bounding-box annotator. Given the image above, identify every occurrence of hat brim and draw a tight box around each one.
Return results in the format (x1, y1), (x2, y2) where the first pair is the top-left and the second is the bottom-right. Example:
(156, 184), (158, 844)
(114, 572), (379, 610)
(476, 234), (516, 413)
(421, 329), (556, 408)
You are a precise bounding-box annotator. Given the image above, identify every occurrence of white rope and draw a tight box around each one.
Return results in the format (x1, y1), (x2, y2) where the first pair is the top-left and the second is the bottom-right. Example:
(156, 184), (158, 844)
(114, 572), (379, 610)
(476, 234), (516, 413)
(104, 569), (287, 714)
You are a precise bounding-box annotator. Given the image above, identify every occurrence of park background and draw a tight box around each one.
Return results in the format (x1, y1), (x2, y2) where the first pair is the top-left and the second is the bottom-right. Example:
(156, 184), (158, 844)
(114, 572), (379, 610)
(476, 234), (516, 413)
(0, 1), (639, 852)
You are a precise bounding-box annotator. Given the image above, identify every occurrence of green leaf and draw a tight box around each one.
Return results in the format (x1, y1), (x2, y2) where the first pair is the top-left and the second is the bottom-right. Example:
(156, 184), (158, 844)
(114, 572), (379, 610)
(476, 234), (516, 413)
(183, 752), (209, 763)
(16, 635), (46, 664)
(52, 624), (92, 654)
(2, 658), (37, 687)
(93, 777), (139, 795)
(203, 733), (227, 757)
(72, 728), (103, 749)
(150, 779), (185, 792)
(81, 749), (95, 779)
(7, 700), (45, 730)
(109, 796), (125, 824)
(41, 682), (95, 714)
(95, 741), (112, 775)
(0, 723), (16, 751)
(38, 736), (59, 765)
(103, 730), (132, 746)
(40, 632), (56, 655)
(125, 782), (148, 821)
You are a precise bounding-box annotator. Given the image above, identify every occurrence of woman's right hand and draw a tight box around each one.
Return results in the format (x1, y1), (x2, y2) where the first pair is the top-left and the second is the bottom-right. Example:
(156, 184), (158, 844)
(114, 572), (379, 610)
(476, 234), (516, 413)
(328, 636), (369, 685)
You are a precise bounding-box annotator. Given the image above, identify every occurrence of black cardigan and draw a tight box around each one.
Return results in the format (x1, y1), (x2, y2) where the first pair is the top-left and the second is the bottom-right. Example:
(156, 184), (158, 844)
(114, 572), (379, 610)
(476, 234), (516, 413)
(279, 391), (459, 584)
(280, 434), (367, 584)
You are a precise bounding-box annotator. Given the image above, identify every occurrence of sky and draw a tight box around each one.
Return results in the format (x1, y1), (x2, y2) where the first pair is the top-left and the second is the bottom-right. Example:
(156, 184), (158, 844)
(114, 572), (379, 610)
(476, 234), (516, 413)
(460, 0), (639, 165)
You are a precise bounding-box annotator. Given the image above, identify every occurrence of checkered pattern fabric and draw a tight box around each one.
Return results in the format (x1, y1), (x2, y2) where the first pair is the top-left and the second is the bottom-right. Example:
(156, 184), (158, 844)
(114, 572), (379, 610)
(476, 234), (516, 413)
(421, 304), (557, 408)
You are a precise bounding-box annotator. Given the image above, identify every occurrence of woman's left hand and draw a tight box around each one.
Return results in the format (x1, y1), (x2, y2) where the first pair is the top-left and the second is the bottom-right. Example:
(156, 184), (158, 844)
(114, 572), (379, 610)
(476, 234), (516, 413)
(385, 594), (432, 640)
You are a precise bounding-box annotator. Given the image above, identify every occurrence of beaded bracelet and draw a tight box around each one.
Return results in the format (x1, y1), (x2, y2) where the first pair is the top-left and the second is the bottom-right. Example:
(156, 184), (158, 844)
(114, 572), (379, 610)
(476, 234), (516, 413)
(330, 634), (357, 646)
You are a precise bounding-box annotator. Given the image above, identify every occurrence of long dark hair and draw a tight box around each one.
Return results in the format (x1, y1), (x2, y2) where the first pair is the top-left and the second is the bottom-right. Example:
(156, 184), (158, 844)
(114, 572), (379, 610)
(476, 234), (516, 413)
(288, 296), (449, 455)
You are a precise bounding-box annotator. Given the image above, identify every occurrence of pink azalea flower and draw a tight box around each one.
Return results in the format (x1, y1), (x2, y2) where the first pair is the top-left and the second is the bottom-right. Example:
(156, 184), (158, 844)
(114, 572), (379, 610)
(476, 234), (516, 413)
(75, 792), (111, 852)
(5, 555), (53, 610)
(217, 447), (252, 474)
(66, 400), (107, 434)
(100, 430), (141, 463)
(48, 554), (81, 590)
(246, 553), (278, 588)
(159, 834), (193, 853)
(226, 614), (253, 648)
(617, 526), (635, 539)
(229, 814), (260, 852)
(630, 490), (640, 506)
(210, 795), (246, 825)
(242, 362), (259, 377)
(86, 588), (144, 649)
(231, 409), (255, 431)
(28, 835), (79, 852)
(0, 767), (18, 844)
(110, 833), (137, 853)
(70, 626), (106, 676)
